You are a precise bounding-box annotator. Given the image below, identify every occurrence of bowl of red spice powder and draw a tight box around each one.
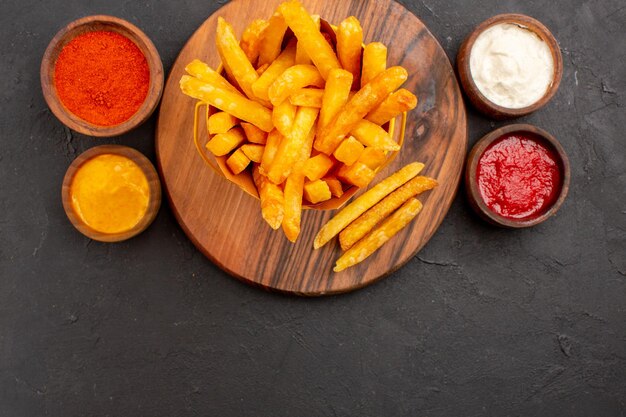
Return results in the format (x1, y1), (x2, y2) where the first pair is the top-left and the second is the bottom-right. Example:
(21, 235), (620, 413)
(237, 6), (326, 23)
(41, 15), (164, 137)
(465, 124), (570, 228)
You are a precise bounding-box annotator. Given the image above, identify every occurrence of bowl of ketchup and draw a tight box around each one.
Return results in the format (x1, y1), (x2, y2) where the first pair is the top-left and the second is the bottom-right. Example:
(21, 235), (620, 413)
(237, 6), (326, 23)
(465, 124), (570, 228)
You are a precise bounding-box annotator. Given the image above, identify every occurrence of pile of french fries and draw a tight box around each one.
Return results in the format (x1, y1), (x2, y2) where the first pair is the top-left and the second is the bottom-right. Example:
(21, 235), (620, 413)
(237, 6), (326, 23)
(180, 0), (418, 242)
(314, 162), (438, 271)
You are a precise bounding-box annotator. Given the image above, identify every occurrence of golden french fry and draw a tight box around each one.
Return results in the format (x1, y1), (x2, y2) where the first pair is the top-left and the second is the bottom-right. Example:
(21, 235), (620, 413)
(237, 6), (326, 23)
(295, 14), (321, 65)
(278, 0), (341, 79)
(241, 122), (268, 144)
(251, 41), (297, 101)
(181, 75), (273, 132)
(208, 111), (238, 135)
(304, 179), (332, 204)
(366, 89), (418, 125)
(289, 88), (324, 108)
(268, 64), (325, 106)
(241, 144), (265, 163)
(240, 19), (269, 64)
(302, 153), (333, 181)
(323, 176), (344, 198)
(337, 162), (375, 188)
(226, 148), (251, 174)
(206, 127), (245, 156)
(253, 165), (284, 230)
(314, 66), (408, 154)
(282, 170), (305, 242)
(272, 99), (297, 137)
(333, 136), (364, 165)
(358, 147), (387, 170)
(334, 198), (423, 272)
(258, 12), (288, 67)
(350, 119), (400, 151)
(361, 42), (387, 88)
(319, 68), (353, 129)
(336, 16), (363, 89)
(339, 176), (437, 250)
(267, 106), (319, 184)
(256, 63), (270, 75)
(313, 161), (424, 249)
(185, 59), (242, 96)
(215, 17), (264, 104)
(259, 129), (283, 175)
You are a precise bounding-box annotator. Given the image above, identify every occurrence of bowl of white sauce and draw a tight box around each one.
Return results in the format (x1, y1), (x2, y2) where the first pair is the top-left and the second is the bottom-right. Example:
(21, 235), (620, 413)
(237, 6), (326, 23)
(457, 14), (562, 119)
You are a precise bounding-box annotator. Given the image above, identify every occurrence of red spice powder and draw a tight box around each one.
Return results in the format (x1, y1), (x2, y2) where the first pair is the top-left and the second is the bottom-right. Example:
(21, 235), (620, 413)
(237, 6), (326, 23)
(54, 31), (150, 126)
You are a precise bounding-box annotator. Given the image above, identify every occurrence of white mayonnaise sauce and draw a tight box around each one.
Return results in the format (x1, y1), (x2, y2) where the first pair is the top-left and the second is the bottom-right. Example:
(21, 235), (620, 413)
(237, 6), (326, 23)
(469, 23), (554, 109)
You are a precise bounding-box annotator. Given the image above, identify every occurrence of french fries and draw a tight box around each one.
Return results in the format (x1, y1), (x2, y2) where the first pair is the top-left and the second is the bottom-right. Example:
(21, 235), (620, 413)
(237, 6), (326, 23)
(180, 0), (422, 246)
(314, 162), (424, 249)
(339, 176), (438, 250)
(334, 198), (423, 272)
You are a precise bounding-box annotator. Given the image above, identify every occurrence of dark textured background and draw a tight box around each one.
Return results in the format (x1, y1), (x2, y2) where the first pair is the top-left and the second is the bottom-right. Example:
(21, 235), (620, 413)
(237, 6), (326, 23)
(1, 0), (624, 415)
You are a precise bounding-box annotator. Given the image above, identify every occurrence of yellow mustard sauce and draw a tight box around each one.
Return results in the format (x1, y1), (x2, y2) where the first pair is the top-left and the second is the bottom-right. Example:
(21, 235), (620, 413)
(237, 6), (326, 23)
(70, 154), (150, 234)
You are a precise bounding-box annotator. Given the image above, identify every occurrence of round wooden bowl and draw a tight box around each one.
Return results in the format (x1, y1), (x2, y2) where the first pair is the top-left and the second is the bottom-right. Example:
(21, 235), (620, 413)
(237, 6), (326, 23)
(62, 145), (162, 242)
(41, 15), (164, 137)
(465, 124), (570, 228)
(457, 14), (563, 119)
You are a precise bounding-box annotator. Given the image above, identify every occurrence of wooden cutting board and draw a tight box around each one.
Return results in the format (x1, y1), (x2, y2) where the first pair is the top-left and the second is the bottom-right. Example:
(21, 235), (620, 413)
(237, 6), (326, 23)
(156, 0), (467, 295)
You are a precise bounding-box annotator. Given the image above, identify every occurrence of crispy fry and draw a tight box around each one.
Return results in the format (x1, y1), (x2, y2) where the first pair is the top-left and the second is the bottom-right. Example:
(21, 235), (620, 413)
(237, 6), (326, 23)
(272, 99), (297, 137)
(282, 169), (305, 242)
(337, 162), (375, 188)
(366, 89), (418, 125)
(241, 144), (265, 163)
(295, 14), (321, 65)
(289, 88), (324, 108)
(361, 42), (387, 87)
(323, 177), (344, 198)
(216, 17), (263, 103)
(304, 179), (332, 204)
(258, 12), (288, 67)
(314, 66), (408, 154)
(268, 64), (325, 106)
(181, 75), (273, 132)
(240, 19), (269, 65)
(302, 154), (333, 181)
(334, 198), (423, 272)
(259, 129), (283, 175)
(206, 127), (246, 156)
(208, 111), (238, 135)
(267, 106), (319, 184)
(256, 63), (270, 75)
(278, 0), (341, 79)
(336, 16), (363, 89)
(333, 136), (364, 165)
(253, 165), (284, 230)
(241, 122), (268, 144)
(350, 119), (400, 151)
(319, 68), (353, 129)
(251, 41), (297, 101)
(313, 162), (424, 249)
(226, 148), (251, 174)
(358, 147), (387, 170)
(185, 59), (242, 96)
(339, 176), (437, 250)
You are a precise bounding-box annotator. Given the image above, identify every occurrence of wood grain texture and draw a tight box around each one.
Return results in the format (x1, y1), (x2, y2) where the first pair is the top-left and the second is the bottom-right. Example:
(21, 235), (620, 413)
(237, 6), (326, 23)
(155, 0), (467, 295)
(41, 15), (164, 137)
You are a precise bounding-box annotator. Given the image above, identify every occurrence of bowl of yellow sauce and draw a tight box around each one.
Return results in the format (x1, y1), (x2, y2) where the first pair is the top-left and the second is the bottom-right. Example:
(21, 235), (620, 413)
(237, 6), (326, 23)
(62, 145), (161, 242)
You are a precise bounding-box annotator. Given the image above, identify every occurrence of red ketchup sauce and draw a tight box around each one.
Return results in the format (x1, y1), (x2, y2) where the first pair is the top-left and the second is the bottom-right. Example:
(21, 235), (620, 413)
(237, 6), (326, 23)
(477, 133), (562, 220)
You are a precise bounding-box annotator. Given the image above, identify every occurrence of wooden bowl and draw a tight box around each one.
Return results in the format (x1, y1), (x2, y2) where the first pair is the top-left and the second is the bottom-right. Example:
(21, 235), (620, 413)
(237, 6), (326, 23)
(465, 124), (570, 228)
(62, 145), (162, 242)
(41, 15), (164, 137)
(457, 14), (563, 119)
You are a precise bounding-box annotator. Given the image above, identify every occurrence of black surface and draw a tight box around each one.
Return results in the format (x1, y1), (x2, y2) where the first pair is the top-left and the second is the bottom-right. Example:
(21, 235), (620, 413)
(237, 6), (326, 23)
(1, 0), (624, 415)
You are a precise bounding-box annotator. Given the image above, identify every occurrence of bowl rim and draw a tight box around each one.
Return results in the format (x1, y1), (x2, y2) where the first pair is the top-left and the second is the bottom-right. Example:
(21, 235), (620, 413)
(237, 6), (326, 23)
(457, 13), (563, 119)
(41, 15), (164, 137)
(61, 144), (162, 242)
(465, 123), (570, 228)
